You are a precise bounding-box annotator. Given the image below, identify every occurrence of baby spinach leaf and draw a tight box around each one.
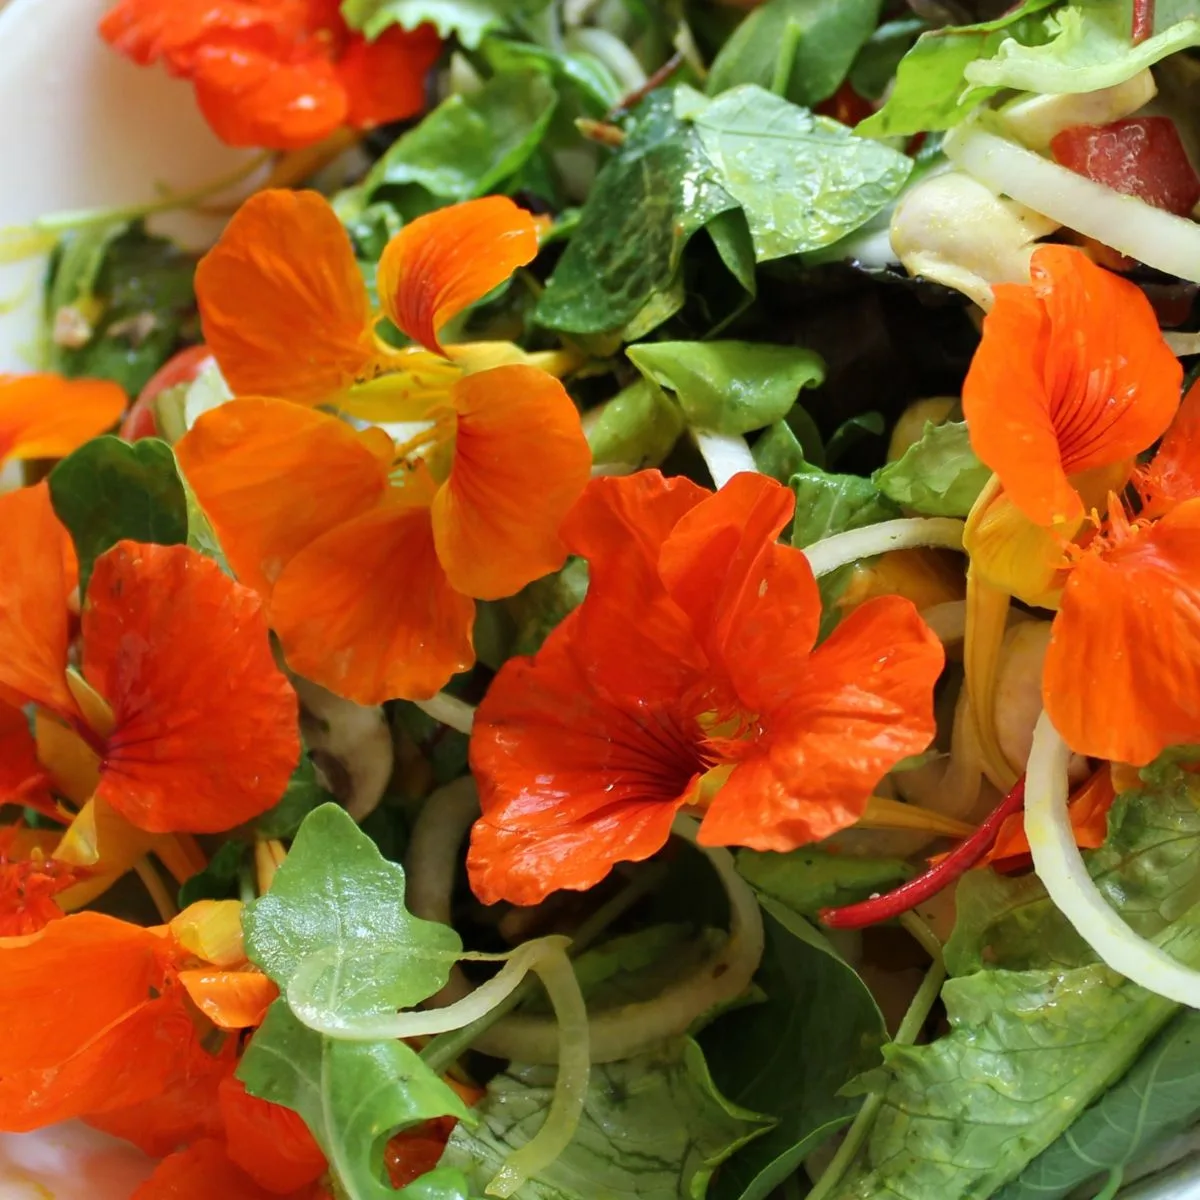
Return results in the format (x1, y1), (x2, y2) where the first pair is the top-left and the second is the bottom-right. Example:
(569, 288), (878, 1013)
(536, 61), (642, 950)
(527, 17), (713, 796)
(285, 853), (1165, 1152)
(790, 462), (901, 549)
(586, 379), (687, 469)
(707, 0), (883, 108)
(48, 436), (189, 595)
(996, 1009), (1200, 1200)
(364, 70), (558, 214)
(341, 0), (550, 46)
(703, 899), (887, 1200)
(855, 0), (1058, 137)
(873, 419), (989, 516)
(238, 1000), (472, 1200)
(685, 86), (912, 262)
(965, 0), (1200, 96)
(254, 754), (337, 841)
(737, 848), (912, 917)
(833, 959), (1191, 1200)
(442, 1037), (771, 1199)
(178, 840), (247, 908)
(507, 557), (589, 656)
(46, 223), (198, 396)
(482, 36), (623, 112)
(947, 764), (1200, 976)
(535, 91), (739, 335)
(626, 341), (824, 436)
(244, 803), (462, 1025)
(848, 17), (927, 101)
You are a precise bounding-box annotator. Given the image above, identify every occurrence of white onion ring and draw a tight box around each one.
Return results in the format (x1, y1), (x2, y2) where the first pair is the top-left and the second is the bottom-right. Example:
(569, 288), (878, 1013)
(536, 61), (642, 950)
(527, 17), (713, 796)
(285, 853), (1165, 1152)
(1025, 712), (1200, 1008)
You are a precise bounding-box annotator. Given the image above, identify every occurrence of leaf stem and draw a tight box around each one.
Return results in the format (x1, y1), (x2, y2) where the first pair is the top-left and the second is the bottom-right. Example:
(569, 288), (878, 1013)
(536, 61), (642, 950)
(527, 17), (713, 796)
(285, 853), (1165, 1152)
(135, 856), (178, 923)
(692, 429), (757, 489)
(413, 692), (476, 736)
(806, 952), (947, 1200)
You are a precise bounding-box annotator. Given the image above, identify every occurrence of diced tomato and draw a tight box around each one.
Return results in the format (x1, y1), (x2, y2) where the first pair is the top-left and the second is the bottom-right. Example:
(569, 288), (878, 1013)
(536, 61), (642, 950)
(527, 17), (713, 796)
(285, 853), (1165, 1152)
(815, 80), (874, 129)
(120, 343), (213, 441)
(1051, 116), (1200, 218)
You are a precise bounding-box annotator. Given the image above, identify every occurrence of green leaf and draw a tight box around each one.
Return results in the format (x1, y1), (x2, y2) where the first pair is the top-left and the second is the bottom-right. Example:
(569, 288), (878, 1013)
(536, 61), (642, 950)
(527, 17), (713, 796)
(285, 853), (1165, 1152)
(824, 411), (884, 467)
(873, 420), (989, 516)
(627, 341), (824, 435)
(706, 210), (758, 296)
(243, 803), (462, 1023)
(789, 462), (901, 549)
(442, 1037), (772, 1199)
(46, 223), (198, 396)
(586, 379), (687, 469)
(48, 436), (189, 595)
(341, 0), (549, 45)
(507, 557), (589, 657)
(254, 754), (337, 841)
(481, 36), (623, 112)
(703, 899), (887, 1200)
(946, 763), (1200, 977)
(996, 1009), (1200, 1200)
(535, 91), (739, 336)
(178, 840), (247, 908)
(685, 85), (913, 262)
(833, 959), (1192, 1200)
(238, 1000), (472, 1200)
(855, 0), (1059, 138)
(708, 0), (883, 108)
(737, 848), (912, 917)
(968, 1), (1200, 95)
(848, 17), (928, 101)
(364, 70), (558, 211)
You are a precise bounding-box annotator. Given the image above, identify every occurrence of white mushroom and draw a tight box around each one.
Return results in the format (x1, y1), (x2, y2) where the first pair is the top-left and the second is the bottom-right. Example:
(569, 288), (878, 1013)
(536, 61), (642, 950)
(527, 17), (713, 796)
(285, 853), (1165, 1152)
(890, 170), (1061, 309)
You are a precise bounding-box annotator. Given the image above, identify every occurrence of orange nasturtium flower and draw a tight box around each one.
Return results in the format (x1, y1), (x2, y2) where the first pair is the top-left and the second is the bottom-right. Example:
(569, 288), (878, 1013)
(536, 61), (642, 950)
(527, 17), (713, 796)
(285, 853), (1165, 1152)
(466, 470), (946, 906)
(99, 0), (441, 151)
(0, 901), (275, 1131)
(0, 482), (300, 833)
(963, 244), (1199, 767)
(0, 373), (125, 470)
(177, 191), (591, 703)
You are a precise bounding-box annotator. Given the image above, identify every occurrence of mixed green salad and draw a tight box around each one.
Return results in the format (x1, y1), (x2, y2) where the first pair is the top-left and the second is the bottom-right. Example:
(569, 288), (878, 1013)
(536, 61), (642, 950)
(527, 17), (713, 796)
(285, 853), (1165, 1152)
(6, 1), (1200, 1199)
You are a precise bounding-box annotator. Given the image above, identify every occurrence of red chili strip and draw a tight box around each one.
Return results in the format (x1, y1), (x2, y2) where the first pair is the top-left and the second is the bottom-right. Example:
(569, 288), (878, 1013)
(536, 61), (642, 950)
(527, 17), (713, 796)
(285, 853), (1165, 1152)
(818, 778), (1027, 930)
(1132, 0), (1155, 44)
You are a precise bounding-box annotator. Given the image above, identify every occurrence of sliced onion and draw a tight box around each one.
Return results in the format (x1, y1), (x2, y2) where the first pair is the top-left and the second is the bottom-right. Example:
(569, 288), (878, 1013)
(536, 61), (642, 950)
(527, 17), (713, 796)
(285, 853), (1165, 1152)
(943, 124), (1200, 284)
(1025, 712), (1200, 1008)
(413, 691), (475, 735)
(802, 517), (965, 578)
(692, 430), (757, 490)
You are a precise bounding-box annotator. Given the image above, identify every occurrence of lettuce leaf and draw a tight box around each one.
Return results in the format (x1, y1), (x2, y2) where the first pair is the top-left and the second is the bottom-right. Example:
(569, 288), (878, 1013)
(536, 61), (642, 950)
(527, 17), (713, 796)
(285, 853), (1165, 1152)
(441, 1038), (772, 1199)
(855, 0), (1058, 138)
(340, 0), (550, 46)
(965, 1), (1200, 96)
(790, 463), (901, 549)
(873, 420), (989, 517)
(737, 848), (912, 917)
(996, 1009), (1200, 1200)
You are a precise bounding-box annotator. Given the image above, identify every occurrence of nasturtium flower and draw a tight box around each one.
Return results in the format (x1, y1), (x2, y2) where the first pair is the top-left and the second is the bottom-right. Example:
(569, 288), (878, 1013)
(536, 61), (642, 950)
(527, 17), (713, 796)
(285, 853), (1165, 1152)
(99, 0), (441, 151)
(0, 373), (125, 471)
(134, 1138), (331, 1200)
(0, 826), (89, 936)
(962, 245), (1200, 766)
(0, 901), (274, 1130)
(467, 470), (945, 907)
(0, 482), (299, 832)
(177, 192), (591, 703)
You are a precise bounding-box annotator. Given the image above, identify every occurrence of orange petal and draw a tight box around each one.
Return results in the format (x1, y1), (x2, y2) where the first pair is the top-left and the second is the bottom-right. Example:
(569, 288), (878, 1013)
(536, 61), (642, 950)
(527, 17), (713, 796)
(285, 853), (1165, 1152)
(179, 967), (278, 1029)
(86, 1029), (231, 1157)
(699, 596), (944, 851)
(0, 374), (126, 464)
(431, 365), (591, 600)
(83, 542), (301, 833)
(0, 704), (52, 811)
(657, 472), (820, 711)
(1140, 377), (1200, 518)
(195, 190), (373, 402)
(177, 397), (393, 598)
(270, 501), (476, 704)
(467, 612), (695, 907)
(964, 245), (1180, 528)
(132, 1138), (291, 1200)
(1045, 498), (1200, 764)
(0, 483), (76, 716)
(377, 196), (539, 355)
(219, 1072), (328, 1194)
(337, 23), (441, 130)
(192, 40), (348, 151)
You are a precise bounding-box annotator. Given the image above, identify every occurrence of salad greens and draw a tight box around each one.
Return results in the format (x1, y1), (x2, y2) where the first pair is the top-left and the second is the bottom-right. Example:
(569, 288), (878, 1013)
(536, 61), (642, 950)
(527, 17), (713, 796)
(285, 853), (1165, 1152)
(10, 1), (1200, 1199)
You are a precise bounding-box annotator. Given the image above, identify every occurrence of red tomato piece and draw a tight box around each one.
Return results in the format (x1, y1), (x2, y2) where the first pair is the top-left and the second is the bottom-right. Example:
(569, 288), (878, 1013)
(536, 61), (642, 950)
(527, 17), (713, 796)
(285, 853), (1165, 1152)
(1051, 116), (1200, 218)
(120, 343), (213, 440)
